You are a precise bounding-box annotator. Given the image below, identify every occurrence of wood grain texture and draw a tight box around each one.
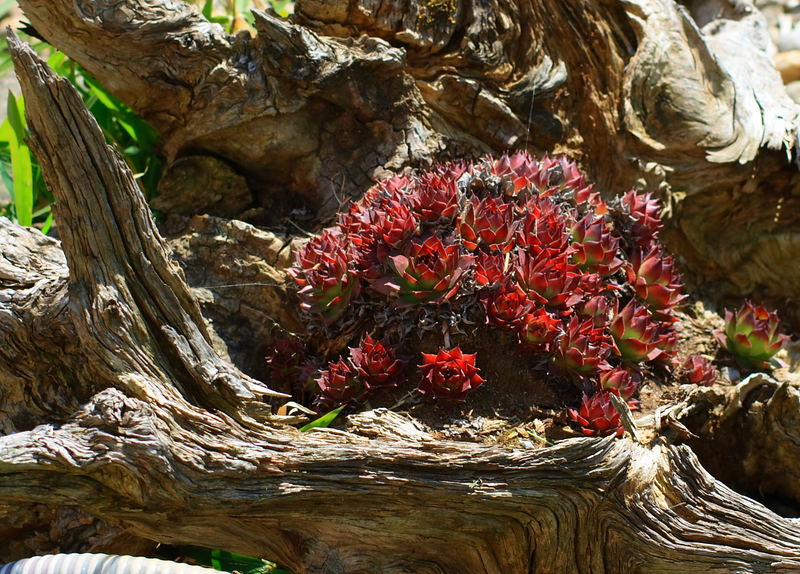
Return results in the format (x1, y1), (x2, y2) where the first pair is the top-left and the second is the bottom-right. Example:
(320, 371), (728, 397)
(2, 29), (800, 573)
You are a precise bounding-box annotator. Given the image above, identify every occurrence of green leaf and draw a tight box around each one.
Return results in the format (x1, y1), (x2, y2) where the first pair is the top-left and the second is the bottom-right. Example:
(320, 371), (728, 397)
(6, 93), (33, 226)
(0, 120), (15, 201)
(181, 546), (281, 573)
(299, 406), (344, 432)
(202, 0), (214, 19)
(0, 160), (13, 199)
(40, 211), (54, 235)
(7, 92), (25, 138)
(269, 0), (294, 17)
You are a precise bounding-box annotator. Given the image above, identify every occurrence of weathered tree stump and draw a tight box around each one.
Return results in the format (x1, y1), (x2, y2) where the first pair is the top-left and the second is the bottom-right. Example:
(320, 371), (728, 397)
(3, 0), (800, 571)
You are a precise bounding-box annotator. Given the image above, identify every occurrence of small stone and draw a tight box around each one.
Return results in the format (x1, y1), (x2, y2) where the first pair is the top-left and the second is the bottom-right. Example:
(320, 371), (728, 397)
(721, 366), (741, 383)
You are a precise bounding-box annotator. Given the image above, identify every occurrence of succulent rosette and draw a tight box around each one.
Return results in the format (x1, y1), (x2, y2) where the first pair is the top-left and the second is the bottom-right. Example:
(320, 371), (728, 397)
(380, 200), (418, 249)
(483, 287), (533, 330)
(372, 235), (474, 306)
(626, 247), (686, 312)
(474, 252), (506, 286)
(545, 155), (592, 198)
(579, 295), (612, 327)
(715, 301), (788, 369)
(518, 307), (561, 347)
(417, 346), (486, 402)
(568, 391), (624, 437)
(515, 198), (570, 258)
(571, 214), (622, 276)
(349, 335), (404, 390)
(609, 301), (665, 363)
(458, 195), (517, 252)
(681, 355), (716, 385)
(514, 252), (582, 309)
(337, 203), (384, 280)
(491, 152), (541, 195)
(315, 359), (365, 408)
(598, 366), (641, 407)
(654, 327), (678, 361)
(411, 174), (459, 223)
(622, 190), (663, 247)
(551, 316), (612, 381)
(289, 230), (361, 324)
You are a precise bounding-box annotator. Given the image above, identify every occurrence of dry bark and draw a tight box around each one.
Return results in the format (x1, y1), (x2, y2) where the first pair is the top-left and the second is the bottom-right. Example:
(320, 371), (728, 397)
(2, 27), (800, 573)
(672, 372), (800, 510)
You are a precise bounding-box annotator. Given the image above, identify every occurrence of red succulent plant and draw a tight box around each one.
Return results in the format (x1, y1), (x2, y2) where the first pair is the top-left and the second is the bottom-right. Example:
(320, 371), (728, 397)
(551, 316), (612, 381)
(579, 295), (612, 327)
(474, 252), (506, 286)
(598, 365), (641, 407)
(568, 391), (624, 437)
(626, 247), (686, 312)
(287, 152), (686, 413)
(411, 174), (459, 223)
(622, 190), (663, 246)
(289, 230), (361, 324)
(681, 355), (716, 385)
(518, 307), (562, 347)
(380, 200), (418, 249)
(349, 335), (404, 390)
(418, 347), (486, 402)
(492, 152), (541, 196)
(571, 213), (623, 276)
(315, 359), (364, 408)
(609, 301), (666, 363)
(483, 287), (533, 330)
(515, 198), (570, 257)
(459, 195), (517, 252)
(373, 235), (474, 306)
(514, 252), (583, 309)
(715, 301), (788, 370)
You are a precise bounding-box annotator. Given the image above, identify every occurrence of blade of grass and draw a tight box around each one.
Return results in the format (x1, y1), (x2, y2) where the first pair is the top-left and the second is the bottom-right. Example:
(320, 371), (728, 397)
(183, 546), (281, 573)
(201, 0), (214, 20)
(0, 121), (15, 203)
(299, 405), (344, 432)
(40, 211), (53, 234)
(6, 93), (33, 226)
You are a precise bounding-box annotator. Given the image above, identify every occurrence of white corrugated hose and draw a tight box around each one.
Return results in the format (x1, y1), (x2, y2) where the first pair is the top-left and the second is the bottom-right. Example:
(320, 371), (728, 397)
(0, 554), (230, 574)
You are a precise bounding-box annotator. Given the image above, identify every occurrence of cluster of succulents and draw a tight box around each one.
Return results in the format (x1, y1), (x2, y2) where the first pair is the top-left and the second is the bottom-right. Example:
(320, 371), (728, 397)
(281, 152), (695, 435)
(304, 334), (407, 409)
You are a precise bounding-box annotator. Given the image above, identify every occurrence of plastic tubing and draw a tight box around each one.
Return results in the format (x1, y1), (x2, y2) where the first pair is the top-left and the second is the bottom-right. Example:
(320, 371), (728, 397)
(0, 553), (228, 574)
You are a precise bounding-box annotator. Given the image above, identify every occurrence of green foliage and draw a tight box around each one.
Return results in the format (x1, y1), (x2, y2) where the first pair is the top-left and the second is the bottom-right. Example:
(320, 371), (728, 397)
(0, 0), (292, 231)
(193, 0), (294, 31)
(0, 41), (161, 230)
(268, 0), (294, 18)
(299, 405), (344, 431)
(0, 93), (52, 231)
(182, 547), (291, 574)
